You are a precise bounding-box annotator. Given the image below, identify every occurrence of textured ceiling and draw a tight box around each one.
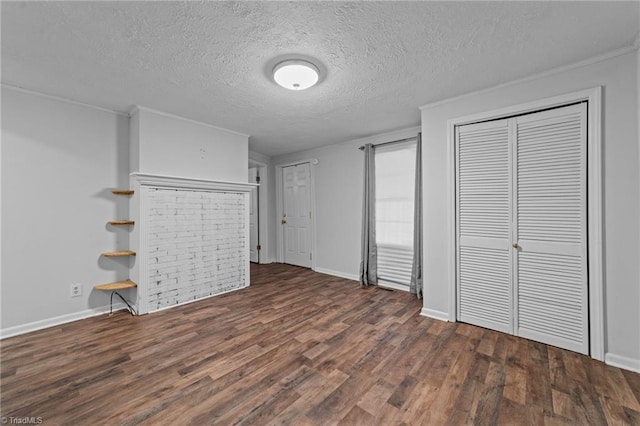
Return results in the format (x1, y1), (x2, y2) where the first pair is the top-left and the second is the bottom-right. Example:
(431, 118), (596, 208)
(2, 1), (639, 157)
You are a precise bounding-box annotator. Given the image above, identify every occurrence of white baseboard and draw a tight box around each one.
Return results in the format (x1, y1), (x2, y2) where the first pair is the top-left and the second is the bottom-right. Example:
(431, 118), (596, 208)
(313, 267), (359, 282)
(420, 307), (450, 322)
(605, 352), (640, 373)
(259, 258), (276, 264)
(0, 303), (129, 340)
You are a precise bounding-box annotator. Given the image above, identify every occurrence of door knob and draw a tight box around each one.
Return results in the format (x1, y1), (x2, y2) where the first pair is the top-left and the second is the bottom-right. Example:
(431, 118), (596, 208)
(281, 218), (287, 224)
(512, 242), (519, 249)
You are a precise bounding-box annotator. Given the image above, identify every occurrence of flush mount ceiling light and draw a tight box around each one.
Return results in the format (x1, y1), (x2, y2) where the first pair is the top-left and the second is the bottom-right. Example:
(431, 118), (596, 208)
(273, 60), (319, 90)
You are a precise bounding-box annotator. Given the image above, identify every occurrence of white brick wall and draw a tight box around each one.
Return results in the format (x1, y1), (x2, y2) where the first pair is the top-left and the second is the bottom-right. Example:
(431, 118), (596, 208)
(145, 188), (246, 311)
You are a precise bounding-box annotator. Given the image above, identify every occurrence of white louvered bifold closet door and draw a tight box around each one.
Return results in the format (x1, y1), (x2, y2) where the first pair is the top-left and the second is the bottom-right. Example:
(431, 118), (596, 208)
(456, 102), (588, 355)
(456, 119), (513, 334)
(514, 103), (588, 354)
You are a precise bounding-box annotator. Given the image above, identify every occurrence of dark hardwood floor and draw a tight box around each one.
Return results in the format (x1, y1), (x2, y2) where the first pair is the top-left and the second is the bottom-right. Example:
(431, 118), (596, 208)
(1, 263), (639, 425)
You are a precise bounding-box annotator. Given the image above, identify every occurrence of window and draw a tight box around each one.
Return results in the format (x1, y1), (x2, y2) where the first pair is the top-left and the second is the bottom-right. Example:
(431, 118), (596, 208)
(375, 140), (417, 286)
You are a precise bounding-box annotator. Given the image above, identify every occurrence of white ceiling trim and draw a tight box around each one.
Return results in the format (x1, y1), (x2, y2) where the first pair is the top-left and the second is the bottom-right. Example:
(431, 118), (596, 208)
(1, 83), (129, 116)
(129, 105), (251, 139)
(341, 125), (422, 150)
(420, 43), (638, 111)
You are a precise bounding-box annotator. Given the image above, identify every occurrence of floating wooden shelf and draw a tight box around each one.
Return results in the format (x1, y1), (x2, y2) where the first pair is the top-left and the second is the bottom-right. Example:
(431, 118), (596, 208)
(102, 250), (136, 257)
(112, 190), (134, 196)
(94, 280), (137, 291)
(108, 220), (135, 226)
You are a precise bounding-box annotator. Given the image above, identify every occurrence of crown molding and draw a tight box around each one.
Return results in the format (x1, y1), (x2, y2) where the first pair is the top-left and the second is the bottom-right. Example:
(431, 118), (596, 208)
(420, 44), (638, 111)
(1, 83), (128, 116)
(129, 105), (250, 139)
(342, 125), (422, 148)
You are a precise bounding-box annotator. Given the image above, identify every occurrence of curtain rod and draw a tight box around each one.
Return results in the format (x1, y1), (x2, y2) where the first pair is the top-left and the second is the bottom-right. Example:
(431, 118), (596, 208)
(358, 136), (417, 151)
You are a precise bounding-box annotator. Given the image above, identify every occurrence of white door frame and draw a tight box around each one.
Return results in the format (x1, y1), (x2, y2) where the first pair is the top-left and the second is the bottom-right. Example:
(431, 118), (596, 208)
(248, 166), (260, 263)
(446, 87), (604, 360)
(248, 159), (269, 263)
(275, 158), (318, 269)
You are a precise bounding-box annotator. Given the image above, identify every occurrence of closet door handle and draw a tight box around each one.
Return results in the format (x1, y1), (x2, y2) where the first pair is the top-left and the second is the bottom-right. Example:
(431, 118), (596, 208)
(512, 242), (519, 249)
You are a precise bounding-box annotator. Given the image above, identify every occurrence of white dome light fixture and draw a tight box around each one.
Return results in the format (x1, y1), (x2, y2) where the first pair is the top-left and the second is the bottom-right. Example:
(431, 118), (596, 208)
(273, 60), (319, 90)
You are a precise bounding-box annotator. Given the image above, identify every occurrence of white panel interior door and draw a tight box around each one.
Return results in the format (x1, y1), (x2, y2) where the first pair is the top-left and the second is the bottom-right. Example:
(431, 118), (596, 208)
(514, 103), (588, 354)
(248, 167), (259, 263)
(282, 163), (311, 268)
(456, 119), (513, 334)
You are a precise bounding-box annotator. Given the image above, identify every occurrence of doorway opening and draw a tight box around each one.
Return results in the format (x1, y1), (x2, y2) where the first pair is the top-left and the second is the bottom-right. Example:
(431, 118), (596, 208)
(248, 160), (269, 265)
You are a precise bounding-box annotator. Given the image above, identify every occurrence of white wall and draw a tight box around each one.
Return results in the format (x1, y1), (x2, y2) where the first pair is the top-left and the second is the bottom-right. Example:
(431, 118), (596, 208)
(1, 91), (251, 337)
(273, 127), (420, 280)
(421, 50), (640, 368)
(1, 86), (130, 334)
(131, 107), (249, 182)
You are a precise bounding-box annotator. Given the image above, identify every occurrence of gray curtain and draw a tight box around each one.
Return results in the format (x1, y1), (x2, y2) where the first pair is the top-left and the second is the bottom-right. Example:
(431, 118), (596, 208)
(410, 133), (423, 298)
(360, 143), (377, 286)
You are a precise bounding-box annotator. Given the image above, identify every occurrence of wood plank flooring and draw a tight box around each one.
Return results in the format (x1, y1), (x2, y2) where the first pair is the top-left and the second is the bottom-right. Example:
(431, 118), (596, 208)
(1, 263), (639, 425)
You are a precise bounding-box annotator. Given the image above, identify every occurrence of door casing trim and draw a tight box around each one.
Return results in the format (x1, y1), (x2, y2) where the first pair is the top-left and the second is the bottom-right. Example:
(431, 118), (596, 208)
(248, 160), (269, 263)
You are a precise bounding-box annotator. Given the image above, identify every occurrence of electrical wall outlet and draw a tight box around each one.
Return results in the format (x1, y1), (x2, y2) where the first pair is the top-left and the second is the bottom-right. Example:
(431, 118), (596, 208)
(70, 283), (82, 298)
